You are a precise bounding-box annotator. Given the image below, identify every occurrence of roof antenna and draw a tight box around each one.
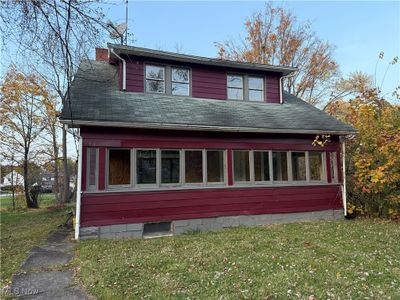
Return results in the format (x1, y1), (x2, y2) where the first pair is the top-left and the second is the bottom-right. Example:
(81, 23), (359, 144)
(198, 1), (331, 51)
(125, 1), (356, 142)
(106, 0), (128, 45)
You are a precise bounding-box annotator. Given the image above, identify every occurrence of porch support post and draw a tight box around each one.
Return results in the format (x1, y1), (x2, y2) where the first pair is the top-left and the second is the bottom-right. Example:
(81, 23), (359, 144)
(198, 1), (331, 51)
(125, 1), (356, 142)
(75, 133), (83, 240)
(341, 137), (347, 216)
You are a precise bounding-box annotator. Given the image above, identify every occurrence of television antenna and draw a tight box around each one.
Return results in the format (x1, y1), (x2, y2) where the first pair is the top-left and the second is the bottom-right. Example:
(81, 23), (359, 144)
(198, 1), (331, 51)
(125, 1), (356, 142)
(106, 0), (129, 45)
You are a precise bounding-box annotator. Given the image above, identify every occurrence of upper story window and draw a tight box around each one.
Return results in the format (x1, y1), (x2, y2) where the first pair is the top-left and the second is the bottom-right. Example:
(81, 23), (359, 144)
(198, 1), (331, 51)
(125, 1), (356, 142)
(145, 64), (190, 96)
(146, 65), (165, 93)
(172, 68), (190, 96)
(227, 74), (264, 102)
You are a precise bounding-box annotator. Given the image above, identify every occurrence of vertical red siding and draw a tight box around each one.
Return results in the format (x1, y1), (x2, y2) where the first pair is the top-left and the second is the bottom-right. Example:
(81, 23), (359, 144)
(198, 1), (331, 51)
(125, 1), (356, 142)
(266, 76), (281, 103)
(227, 149), (233, 185)
(191, 67), (227, 99)
(81, 146), (87, 192)
(126, 60), (144, 93)
(98, 147), (106, 190)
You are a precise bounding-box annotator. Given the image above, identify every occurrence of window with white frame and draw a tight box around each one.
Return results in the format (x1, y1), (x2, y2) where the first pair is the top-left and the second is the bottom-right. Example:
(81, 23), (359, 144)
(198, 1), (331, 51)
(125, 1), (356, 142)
(185, 150), (203, 183)
(309, 152), (324, 181)
(161, 150), (180, 184)
(272, 152), (288, 181)
(136, 150), (157, 185)
(254, 151), (270, 182)
(291, 152), (307, 181)
(248, 76), (264, 101)
(108, 149), (131, 186)
(172, 67), (190, 96)
(145, 65), (165, 93)
(227, 75), (244, 100)
(207, 150), (225, 183)
(330, 152), (338, 183)
(233, 150), (250, 182)
(86, 148), (98, 190)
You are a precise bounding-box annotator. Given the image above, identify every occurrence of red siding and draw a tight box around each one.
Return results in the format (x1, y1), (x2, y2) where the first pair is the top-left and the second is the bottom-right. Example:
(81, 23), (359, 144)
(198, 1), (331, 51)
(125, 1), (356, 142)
(79, 127), (343, 227)
(121, 56), (283, 102)
(192, 67), (227, 99)
(266, 76), (281, 103)
(80, 185), (343, 227)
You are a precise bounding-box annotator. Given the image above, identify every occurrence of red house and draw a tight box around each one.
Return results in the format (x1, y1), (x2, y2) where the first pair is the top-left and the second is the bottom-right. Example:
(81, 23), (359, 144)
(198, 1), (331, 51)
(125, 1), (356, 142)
(60, 44), (355, 239)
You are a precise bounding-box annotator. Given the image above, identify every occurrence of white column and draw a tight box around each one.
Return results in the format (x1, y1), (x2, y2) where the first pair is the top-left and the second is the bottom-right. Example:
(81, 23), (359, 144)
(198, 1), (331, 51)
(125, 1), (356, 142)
(75, 134), (83, 240)
(341, 138), (347, 216)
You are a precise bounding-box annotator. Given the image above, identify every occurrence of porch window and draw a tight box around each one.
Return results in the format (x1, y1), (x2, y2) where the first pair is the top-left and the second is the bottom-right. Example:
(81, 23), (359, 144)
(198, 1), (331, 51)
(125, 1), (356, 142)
(291, 152), (307, 181)
(207, 150), (225, 183)
(146, 65), (165, 93)
(233, 150), (250, 182)
(136, 150), (157, 184)
(108, 149), (131, 186)
(172, 67), (190, 96)
(161, 150), (180, 184)
(254, 151), (270, 182)
(227, 75), (244, 100)
(86, 148), (98, 190)
(330, 152), (338, 183)
(248, 76), (264, 102)
(185, 150), (203, 183)
(272, 152), (288, 181)
(309, 152), (324, 181)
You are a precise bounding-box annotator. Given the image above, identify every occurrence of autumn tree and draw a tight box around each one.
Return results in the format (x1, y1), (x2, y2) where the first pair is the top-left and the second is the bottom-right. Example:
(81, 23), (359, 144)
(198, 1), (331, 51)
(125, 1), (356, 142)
(216, 2), (337, 105)
(1, 0), (106, 203)
(326, 89), (400, 217)
(0, 67), (50, 208)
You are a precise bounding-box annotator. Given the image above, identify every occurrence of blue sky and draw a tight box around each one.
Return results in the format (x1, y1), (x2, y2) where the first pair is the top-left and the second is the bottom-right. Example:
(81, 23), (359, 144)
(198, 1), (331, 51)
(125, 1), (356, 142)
(104, 0), (400, 98)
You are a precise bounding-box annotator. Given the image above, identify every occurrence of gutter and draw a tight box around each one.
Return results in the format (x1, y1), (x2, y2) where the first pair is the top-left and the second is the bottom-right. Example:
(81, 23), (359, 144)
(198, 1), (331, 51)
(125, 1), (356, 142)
(60, 119), (356, 136)
(279, 71), (298, 104)
(75, 133), (83, 240)
(341, 137), (348, 216)
(110, 48), (126, 91)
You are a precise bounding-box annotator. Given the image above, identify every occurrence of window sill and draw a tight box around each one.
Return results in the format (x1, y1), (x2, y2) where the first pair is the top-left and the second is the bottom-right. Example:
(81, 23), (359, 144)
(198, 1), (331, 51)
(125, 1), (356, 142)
(83, 182), (340, 194)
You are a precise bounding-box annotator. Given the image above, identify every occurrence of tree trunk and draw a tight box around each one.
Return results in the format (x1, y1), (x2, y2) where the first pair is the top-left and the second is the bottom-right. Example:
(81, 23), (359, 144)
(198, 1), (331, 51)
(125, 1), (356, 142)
(62, 126), (70, 202)
(24, 155), (38, 208)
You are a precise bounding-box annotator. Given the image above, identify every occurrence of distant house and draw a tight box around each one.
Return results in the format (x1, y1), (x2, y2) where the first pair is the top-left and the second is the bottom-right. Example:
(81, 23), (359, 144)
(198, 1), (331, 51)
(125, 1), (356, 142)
(41, 171), (55, 193)
(60, 44), (355, 240)
(1, 171), (24, 188)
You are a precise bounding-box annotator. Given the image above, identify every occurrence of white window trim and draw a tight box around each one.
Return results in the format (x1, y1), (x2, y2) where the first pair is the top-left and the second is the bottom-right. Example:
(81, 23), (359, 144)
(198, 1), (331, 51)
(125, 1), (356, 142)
(86, 147), (99, 191)
(106, 148), (133, 189)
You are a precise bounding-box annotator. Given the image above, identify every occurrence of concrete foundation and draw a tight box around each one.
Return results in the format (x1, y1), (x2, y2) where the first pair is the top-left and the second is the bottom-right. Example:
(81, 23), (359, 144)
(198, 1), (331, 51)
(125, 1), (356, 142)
(79, 209), (344, 239)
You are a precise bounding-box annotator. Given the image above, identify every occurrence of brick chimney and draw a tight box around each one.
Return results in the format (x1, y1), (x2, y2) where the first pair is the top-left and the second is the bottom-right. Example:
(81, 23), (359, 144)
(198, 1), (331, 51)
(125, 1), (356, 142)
(95, 48), (108, 61)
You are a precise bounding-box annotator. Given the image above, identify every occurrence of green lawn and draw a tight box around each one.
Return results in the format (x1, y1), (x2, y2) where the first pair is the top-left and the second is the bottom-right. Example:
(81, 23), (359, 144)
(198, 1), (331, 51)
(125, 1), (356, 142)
(0, 207), (70, 289)
(0, 193), (57, 211)
(75, 219), (400, 299)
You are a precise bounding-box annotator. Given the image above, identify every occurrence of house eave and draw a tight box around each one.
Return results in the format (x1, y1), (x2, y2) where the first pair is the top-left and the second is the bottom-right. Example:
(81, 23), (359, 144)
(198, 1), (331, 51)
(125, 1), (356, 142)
(108, 43), (297, 76)
(60, 119), (356, 136)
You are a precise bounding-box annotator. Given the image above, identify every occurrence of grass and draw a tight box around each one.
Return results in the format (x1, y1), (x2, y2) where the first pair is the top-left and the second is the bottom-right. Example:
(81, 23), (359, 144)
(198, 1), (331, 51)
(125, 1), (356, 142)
(0, 206), (71, 289)
(0, 193), (56, 211)
(75, 219), (400, 299)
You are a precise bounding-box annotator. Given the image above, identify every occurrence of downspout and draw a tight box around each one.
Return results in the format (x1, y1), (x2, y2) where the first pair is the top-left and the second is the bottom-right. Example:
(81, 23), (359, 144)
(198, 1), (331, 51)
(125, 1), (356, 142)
(110, 48), (126, 91)
(279, 71), (298, 104)
(341, 137), (348, 216)
(75, 133), (83, 240)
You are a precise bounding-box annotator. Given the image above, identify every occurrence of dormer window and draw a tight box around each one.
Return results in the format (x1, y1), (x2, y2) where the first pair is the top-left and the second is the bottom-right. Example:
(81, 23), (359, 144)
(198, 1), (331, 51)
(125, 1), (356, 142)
(227, 74), (265, 102)
(145, 64), (190, 96)
(172, 67), (189, 96)
(145, 65), (165, 93)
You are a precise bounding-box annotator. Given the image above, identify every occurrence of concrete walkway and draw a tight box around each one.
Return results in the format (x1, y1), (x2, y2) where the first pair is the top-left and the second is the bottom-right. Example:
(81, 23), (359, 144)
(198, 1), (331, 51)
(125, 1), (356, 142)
(11, 227), (90, 299)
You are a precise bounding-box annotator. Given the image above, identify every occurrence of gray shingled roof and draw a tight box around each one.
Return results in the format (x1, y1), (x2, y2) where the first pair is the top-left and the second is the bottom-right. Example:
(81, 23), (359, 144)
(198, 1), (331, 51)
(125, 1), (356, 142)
(60, 60), (355, 135)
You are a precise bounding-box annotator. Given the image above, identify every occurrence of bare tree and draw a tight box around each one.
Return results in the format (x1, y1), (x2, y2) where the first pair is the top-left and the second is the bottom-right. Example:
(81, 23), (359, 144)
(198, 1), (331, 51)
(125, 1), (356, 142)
(1, 0), (107, 203)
